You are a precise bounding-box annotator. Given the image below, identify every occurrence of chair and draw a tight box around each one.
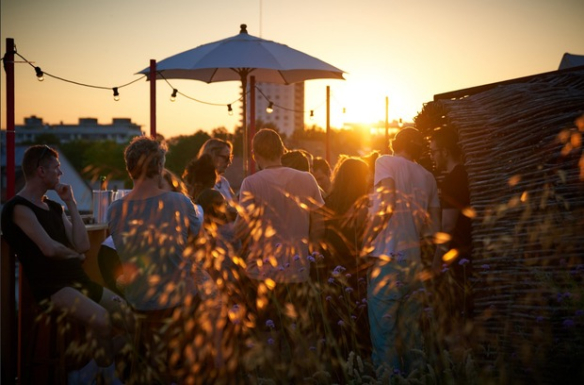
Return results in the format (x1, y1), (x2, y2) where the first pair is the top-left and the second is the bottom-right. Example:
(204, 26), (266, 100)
(128, 306), (178, 384)
(21, 303), (91, 385)
(97, 243), (125, 298)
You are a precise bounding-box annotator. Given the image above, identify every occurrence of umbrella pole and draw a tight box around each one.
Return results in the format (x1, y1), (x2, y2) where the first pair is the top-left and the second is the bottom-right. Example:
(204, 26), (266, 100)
(241, 75), (248, 177)
(150, 60), (157, 138)
(249, 76), (256, 174)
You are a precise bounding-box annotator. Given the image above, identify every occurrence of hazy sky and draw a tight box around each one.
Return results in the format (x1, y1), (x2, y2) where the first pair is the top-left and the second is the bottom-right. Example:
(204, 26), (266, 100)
(2, 0), (583, 138)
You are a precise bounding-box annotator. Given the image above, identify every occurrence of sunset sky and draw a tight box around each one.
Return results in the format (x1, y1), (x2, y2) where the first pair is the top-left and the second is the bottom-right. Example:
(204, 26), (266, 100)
(2, 0), (583, 138)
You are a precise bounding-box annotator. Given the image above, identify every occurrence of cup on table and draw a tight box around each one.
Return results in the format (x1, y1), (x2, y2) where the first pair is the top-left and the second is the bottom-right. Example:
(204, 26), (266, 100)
(112, 189), (132, 201)
(92, 190), (113, 224)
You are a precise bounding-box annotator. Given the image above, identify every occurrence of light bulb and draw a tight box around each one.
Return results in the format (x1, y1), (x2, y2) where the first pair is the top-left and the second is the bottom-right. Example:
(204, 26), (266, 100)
(35, 67), (44, 81)
(170, 89), (178, 102)
(309, 110), (314, 120)
(266, 102), (274, 114)
(113, 87), (120, 101)
(227, 104), (233, 116)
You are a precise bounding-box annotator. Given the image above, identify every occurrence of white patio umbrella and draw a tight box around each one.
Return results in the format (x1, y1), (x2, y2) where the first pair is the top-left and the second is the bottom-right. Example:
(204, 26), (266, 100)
(138, 24), (344, 175)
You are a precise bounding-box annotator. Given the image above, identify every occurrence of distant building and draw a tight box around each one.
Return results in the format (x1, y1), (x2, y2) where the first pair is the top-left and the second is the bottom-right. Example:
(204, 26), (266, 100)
(245, 82), (305, 136)
(2, 116), (143, 144)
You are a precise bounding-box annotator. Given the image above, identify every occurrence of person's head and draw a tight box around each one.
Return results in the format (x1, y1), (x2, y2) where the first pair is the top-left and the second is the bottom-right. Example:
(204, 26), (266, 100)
(298, 149), (314, 171)
(327, 156), (370, 214)
(21, 145), (62, 188)
(282, 150), (310, 172)
(197, 138), (233, 174)
(312, 156), (332, 194)
(390, 127), (425, 160)
(160, 168), (188, 194)
(430, 127), (461, 171)
(252, 128), (286, 164)
(124, 136), (167, 180)
(183, 153), (218, 200)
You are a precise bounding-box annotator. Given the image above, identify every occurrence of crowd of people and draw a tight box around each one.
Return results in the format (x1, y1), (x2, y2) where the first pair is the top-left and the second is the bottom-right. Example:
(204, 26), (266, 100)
(1, 126), (474, 384)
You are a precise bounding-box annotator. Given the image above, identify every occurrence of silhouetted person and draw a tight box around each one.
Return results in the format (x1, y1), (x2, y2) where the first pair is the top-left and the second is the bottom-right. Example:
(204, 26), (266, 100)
(312, 156), (332, 197)
(234, 128), (325, 380)
(365, 128), (440, 373)
(319, 155), (372, 380)
(430, 127), (474, 339)
(282, 149), (310, 172)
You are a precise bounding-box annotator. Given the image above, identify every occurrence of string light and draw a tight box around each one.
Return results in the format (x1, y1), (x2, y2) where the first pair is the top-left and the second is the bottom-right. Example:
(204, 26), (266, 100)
(35, 66), (44, 81)
(310, 110), (314, 120)
(16, 51), (330, 111)
(342, 107), (346, 114)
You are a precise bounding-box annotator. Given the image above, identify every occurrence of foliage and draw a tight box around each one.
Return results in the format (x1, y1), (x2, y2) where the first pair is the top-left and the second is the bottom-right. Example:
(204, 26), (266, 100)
(59, 139), (129, 186)
(23, 132), (61, 145)
(164, 130), (211, 176)
(80, 140), (129, 186)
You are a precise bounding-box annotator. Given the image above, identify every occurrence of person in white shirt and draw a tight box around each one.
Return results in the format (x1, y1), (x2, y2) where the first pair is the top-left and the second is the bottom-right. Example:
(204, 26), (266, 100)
(235, 129), (324, 380)
(365, 128), (441, 374)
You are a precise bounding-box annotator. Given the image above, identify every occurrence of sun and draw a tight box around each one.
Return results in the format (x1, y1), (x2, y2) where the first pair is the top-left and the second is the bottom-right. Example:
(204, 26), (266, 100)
(304, 80), (417, 130)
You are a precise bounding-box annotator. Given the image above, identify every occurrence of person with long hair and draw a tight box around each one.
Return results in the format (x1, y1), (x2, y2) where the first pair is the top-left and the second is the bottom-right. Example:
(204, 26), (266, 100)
(196, 138), (236, 202)
(317, 156), (372, 379)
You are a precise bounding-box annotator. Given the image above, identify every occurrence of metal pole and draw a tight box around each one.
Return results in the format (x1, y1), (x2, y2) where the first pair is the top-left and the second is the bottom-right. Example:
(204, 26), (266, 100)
(150, 60), (156, 138)
(249, 76), (256, 174)
(5, 38), (15, 198)
(385, 96), (389, 154)
(2, 36), (16, 385)
(326, 86), (330, 164)
(241, 73), (249, 177)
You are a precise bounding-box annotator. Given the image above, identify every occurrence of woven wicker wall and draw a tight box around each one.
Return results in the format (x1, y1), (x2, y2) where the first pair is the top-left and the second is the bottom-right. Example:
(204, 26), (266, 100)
(416, 68), (584, 382)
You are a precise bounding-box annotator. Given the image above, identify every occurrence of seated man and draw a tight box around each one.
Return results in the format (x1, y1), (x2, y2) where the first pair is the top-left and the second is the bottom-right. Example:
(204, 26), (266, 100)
(1, 145), (131, 370)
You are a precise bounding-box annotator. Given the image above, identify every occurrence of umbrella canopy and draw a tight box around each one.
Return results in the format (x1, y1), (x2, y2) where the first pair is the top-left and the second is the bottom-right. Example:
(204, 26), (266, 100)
(138, 24), (344, 175)
(140, 24), (344, 84)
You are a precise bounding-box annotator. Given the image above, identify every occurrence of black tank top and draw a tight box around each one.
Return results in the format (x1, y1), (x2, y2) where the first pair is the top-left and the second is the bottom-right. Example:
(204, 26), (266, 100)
(1, 196), (92, 301)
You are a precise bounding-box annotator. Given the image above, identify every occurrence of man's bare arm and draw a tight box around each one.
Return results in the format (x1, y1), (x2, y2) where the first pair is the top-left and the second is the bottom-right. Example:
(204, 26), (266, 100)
(13, 205), (84, 260)
(56, 183), (90, 253)
(362, 177), (395, 253)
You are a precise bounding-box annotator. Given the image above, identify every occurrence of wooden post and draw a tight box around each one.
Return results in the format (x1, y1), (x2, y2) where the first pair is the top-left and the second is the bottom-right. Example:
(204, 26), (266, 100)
(150, 60), (156, 138)
(2, 37), (17, 385)
(326, 86), (330, 164)
(249, 76), (256, 174)
(385, 96), (389, 154)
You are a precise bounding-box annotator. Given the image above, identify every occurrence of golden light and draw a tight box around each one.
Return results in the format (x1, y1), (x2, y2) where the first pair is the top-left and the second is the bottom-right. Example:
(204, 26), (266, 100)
(433, 232), (452, 244)
(442, 249), (459, 262)
(508, 175), (521, 187)
(462, 206), (477, 218)
(284, 303), (298, 319)
(264, 278), (276, 290)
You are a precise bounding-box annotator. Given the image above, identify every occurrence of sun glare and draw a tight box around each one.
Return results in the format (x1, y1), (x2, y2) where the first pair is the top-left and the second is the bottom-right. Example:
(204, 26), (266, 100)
(305, 80), (417, 130)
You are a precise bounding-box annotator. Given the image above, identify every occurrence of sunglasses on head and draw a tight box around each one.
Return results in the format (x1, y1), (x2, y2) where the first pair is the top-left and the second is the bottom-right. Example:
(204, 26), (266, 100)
(37, 145), (52, 168)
